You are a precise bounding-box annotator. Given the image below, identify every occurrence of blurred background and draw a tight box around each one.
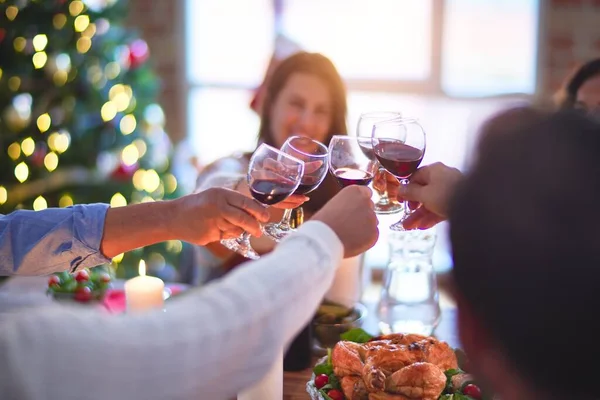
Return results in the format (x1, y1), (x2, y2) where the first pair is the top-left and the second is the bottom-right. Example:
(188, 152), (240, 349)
(1, 0), (599, 278)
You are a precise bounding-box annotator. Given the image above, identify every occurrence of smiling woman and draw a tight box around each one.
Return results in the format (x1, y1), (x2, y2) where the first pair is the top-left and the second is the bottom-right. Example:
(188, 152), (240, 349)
(191, 52), (348, 276)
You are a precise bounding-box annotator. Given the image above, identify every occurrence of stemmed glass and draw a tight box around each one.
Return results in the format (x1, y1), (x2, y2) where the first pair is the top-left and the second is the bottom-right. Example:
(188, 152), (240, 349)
(221, 143), (304, 259)
(357, 111), (404, 214)
(372, 119), (426, 231)
(263, 136), (329, 242)
(328, 135), (378, 188)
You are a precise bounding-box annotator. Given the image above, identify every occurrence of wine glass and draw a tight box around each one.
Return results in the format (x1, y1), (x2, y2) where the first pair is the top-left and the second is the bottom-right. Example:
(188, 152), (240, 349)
(372, 119), (426, 231)
(357, 111), (404, 214)
(328, 135), (378, 188)
(220, 143), (304, 259)
(263, 136), (329, 242)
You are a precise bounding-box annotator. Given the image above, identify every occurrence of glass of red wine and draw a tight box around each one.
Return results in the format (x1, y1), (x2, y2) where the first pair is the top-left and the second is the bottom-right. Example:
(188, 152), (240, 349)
(220, 143), (304, 259)
(357, 111), (404, 215)
(372, 118), (426, 231)
(263, 136), (329, 242)
(328, 135), (378, 188)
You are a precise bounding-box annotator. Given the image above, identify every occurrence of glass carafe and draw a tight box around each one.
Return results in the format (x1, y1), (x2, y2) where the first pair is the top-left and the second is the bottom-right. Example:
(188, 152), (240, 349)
(377, 228), (441, 336)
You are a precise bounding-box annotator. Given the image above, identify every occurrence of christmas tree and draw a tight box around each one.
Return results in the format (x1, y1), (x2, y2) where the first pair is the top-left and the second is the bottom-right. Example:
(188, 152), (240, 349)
(0, 0), (183, 279)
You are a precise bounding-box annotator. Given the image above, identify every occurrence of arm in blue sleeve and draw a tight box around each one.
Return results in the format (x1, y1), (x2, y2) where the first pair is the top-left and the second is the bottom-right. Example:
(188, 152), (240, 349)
(0, 204), (112, 276)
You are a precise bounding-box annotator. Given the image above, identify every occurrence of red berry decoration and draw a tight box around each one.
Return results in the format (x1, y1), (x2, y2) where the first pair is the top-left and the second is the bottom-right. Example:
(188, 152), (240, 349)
(75, 270), (89, 282)
(48, 275), (61, 288)
(327, 389), (344, 400)
(463, 384), (482, 399)
(99, 272), (111, 284)
(314, 374), (329, 390)
(74, 286), (92, 302)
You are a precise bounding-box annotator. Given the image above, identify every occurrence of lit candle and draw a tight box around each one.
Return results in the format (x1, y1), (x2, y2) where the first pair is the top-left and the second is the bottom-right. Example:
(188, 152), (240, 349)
(124, 260), (164, 313)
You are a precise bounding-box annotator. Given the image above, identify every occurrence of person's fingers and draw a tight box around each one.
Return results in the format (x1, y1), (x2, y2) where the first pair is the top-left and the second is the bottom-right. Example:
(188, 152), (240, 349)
(399, 181), (425, 203)
(226, 192), (270, 223)
(303, 160), (323, 174)
(216, 219), (245, 240)
(222, 206), (263, 237)
(401, 208), (429, 230)
(408, 165), (432, 185)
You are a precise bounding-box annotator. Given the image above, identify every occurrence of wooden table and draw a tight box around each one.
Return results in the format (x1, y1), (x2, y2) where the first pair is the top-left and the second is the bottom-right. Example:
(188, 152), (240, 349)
(282, 307), (459, 399)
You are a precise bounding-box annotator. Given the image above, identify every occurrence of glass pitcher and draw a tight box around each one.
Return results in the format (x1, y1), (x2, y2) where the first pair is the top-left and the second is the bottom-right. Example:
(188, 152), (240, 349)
(377, 228), (441, 336)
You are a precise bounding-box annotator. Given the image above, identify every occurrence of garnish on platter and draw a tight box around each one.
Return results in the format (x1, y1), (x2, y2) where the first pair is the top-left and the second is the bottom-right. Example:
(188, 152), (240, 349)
(306, 329), (490, 400)
(47, 269), (112, 303)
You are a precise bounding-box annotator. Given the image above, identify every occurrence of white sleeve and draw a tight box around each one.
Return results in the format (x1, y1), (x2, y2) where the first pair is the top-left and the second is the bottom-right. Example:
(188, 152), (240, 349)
(0, 221), (343, 400)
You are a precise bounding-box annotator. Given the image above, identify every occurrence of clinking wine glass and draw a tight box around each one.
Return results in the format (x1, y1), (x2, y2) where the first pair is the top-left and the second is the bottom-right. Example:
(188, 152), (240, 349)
(220, 143), (304, 259)
(372, 119), (426, 231)
(328, 135), (378, 188)
(357, 111), (404, 214)
(263, 136), (329, 242)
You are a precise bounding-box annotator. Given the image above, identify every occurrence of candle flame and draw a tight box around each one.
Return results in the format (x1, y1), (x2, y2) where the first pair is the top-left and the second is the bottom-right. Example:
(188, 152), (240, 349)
(138, 259), (146, 276)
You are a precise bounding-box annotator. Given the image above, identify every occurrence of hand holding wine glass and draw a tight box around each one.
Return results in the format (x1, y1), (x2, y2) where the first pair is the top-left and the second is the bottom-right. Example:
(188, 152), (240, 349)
(220, 144), (304, 259)
(328, 135), (378, 188)
(263, 136), (329, 242)
(357, 111), (404, 214)
(372, 119), (426, 231)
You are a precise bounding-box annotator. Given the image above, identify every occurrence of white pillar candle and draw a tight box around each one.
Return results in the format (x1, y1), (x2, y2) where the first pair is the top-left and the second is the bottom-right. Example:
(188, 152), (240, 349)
(125, 260), (164, 313)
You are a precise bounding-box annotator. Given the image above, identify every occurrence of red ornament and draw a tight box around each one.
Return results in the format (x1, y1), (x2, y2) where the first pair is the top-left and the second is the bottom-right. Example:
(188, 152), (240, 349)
(31, 147), (47, 167)
(110, 162), (138, 181)
(0, 28), (6, 44)
(128, 39), (149, 69)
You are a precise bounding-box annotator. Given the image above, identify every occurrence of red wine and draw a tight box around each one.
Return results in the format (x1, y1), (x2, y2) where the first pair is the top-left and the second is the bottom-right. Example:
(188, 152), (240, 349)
(295, 176), (321, 195)
(250, 179), (296, 205)
(333, 167), (374, 187)
(358, 141), (376, 160)
(374, 139), (423, 179)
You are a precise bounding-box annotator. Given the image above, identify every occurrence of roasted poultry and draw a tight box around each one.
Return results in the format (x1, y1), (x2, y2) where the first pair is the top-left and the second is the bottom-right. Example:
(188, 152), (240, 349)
(331, 334), (458, 400)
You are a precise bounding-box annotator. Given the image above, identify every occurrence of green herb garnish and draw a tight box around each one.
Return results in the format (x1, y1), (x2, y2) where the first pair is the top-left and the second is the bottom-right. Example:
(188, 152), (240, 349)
(340, 327), (373, 343)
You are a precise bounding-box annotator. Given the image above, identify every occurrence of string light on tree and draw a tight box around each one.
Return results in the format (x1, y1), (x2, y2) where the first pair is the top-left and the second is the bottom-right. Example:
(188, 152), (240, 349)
(33, 196), (48, 211)
(59, 194), (74, 208)
(0, 187), (7, 205)
(14, 162), (29, 183)
(44, 152), (59, 172)
(110, 192), (127, 208)
(37, 113), (51, 133)
(21, 137), (35, 156)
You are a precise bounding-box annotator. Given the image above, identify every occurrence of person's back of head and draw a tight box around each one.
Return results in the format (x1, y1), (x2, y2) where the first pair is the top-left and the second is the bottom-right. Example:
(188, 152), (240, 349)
(450, 107), (600, 399)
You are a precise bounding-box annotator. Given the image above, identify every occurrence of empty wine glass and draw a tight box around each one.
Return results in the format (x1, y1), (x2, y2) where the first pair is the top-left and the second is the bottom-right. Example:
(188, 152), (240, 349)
(357, 111), (404, 214)
(221, 143), (304, 259)
(328, 135), (378, 188)
(263, 136), (329, 242)
(372, 119), (426, 231)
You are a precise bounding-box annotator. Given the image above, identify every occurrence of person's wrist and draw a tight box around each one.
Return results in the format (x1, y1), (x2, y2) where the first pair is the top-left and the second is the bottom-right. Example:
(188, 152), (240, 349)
(157, 198), (182, 241)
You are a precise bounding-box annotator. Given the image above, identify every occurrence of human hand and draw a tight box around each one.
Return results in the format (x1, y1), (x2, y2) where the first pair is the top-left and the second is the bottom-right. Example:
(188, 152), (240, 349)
(398, 162), (463, 230)
(372, 168), (400, 201)
(170, 188), (271, 244)
(312, 185), (379, 258)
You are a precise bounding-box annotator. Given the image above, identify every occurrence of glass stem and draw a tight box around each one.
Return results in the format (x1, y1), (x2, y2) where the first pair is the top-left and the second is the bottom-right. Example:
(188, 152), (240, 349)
(401, 179), (410, 216)
(279, 208), (293, 228)
(240, 231), (252, 243)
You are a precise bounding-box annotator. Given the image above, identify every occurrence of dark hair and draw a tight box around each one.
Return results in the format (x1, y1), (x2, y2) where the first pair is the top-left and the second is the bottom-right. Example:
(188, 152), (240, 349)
(554, 58), (600, 110)
(449, 108), (600, 398)
(255, 52), (348, 213)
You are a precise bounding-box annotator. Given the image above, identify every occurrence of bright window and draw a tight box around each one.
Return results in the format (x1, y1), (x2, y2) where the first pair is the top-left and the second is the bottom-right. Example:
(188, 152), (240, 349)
(185, 0), (539, 165)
